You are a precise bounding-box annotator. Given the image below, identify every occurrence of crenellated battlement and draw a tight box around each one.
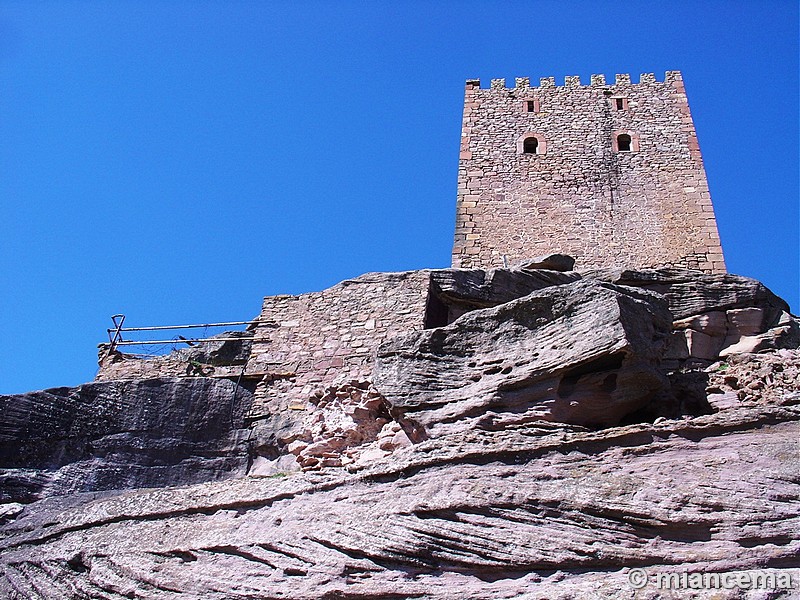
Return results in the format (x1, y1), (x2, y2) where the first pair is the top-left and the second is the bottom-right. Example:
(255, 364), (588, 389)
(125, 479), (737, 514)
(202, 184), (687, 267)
(471, 70), (682, 90)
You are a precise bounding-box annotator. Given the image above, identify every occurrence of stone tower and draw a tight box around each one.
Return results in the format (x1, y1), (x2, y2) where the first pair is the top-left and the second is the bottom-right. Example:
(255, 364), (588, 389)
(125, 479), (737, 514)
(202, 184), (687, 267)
(451, 71), (726, 273)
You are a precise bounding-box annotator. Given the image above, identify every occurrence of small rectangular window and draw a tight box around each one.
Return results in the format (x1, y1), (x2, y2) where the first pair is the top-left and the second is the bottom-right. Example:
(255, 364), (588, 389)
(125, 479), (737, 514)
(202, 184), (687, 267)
(615, 98), (625, 110)
(525, 100), (538, 113)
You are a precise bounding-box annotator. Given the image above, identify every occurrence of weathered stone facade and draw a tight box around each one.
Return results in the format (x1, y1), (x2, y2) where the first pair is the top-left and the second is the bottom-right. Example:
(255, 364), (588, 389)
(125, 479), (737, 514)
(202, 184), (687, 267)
(244, 271), (430, 417)
(452, 72), (726, 273)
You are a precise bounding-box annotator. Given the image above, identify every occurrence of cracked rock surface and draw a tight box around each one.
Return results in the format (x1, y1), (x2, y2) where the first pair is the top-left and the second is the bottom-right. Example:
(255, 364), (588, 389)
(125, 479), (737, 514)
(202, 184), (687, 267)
(1, 268), (798, 599)
(376, 279), (672, 437)
(0, 378), (254, 503)
(0, 399), (797, 599)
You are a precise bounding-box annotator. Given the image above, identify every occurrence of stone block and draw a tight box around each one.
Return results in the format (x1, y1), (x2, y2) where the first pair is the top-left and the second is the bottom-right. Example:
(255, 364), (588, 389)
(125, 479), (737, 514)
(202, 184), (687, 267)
(674, 310), (727, 337)
(375, 280), (671, 437)
(726, 307), (765, 337)
(685, 329), (724, 360)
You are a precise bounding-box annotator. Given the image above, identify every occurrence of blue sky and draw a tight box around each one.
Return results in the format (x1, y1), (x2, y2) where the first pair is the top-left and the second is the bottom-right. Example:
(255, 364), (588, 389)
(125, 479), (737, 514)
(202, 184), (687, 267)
(1, 1), (797, 394)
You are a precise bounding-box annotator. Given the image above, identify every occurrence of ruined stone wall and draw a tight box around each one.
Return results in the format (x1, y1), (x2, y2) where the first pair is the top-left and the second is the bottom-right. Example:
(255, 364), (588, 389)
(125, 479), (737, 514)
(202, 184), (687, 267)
(95, 271), (432, 406)
(244, 271), (431, 417)
(452, 71), (726, 273)
(96, 336), (251, 381)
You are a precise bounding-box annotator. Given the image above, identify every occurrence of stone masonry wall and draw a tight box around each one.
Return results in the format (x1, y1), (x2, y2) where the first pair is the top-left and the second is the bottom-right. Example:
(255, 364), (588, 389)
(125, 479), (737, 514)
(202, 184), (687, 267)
(452, 71), (726, 273)
(245, 271), (431, 418)
(95, 271), (432, 418)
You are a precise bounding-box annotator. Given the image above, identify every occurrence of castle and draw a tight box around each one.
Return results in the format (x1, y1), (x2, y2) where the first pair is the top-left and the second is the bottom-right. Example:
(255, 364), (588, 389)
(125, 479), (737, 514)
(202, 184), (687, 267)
(15, 73), (800, 600)
(98, 71), (730, 415)
(452, 71), (725, 273)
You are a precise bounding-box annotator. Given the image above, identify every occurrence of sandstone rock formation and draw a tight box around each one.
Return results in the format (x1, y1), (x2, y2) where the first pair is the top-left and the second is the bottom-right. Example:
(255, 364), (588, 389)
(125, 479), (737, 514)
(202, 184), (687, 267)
(427, 267), (580, 323)
(375, 280), (672, 437)
(514, 253), (576, 271)
(0, 378), (254, 503)
(1, 266), (798, 599)
(1, 387), (797, 599)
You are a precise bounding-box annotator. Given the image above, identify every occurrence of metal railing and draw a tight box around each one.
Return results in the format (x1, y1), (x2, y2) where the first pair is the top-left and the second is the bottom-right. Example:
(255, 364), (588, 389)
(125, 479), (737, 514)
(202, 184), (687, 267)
(104, 314), (260, 353)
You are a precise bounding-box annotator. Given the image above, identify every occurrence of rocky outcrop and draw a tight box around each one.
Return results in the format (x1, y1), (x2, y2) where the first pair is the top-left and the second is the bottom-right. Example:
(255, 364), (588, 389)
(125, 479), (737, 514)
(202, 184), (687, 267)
(514, 252), (576, 271)
(0, 392), (797, 599)
(587, 268), (790, 320)
(706, 349), (800, 408)
(0, 267), (798, 599)
(589, 268), (798, 364)
(376, 279), (672, 437)
(277, 380), (410, 471)
(0, 378), (254, 503)
(671, 307), (799, 361)
(427, 267), (580, 324)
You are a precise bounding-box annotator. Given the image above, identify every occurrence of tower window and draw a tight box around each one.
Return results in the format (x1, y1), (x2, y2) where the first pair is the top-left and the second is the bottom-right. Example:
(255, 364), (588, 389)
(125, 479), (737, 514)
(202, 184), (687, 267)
(611, 97), (628, 110)
(517, 132), (547, 155)
(523, 137), (539, 154)
(524, 99), (540, 113)
(617, 134), (632, 152)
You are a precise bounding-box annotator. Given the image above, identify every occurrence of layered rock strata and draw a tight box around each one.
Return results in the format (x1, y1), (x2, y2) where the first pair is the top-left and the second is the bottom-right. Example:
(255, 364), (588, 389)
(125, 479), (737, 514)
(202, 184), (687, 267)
(1, 266), (798, 598)
(0, 392), (797, 599)
(0, 378), (254, 503)
(375, 279), (672, 437)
